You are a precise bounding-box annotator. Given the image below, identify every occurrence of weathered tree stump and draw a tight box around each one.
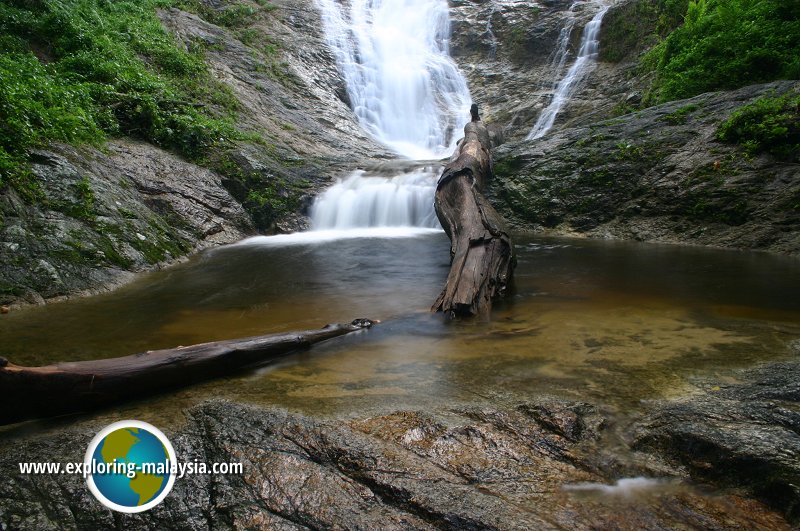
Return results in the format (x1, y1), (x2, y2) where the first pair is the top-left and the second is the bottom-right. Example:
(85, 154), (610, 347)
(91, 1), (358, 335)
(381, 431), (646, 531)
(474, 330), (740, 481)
(432, 104), (515, 318)
(0, 319), (375, 425)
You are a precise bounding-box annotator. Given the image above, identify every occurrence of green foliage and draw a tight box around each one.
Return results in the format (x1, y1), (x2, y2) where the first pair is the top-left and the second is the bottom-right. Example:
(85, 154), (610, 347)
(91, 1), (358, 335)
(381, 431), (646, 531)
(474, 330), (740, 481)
(655, 0), (691, 33)
(599, 0), (690, 63)
(73, 176), (96, 221)
(174, 0), (275, 28)
(660, 103), (699, 125)
(599, 1), (658, 63)
(0, 0), (248, 197)
(609, 101), (637, 117)
(646, 0), (800, 102)
(614, 141), (645, 161)
(718, 91), (800, 161)
(211, 152), (303, 230)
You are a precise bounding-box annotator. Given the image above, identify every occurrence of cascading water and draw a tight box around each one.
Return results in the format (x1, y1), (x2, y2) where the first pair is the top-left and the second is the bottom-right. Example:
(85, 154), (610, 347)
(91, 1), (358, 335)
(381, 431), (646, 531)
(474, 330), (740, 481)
(548, 6), (579, 87)
(240, 168), (442, 245)
(311, 169), (440, 230)
(316, 0), (472, 160)
(280, 0), (472, 241)
(526, 2), (611, 140)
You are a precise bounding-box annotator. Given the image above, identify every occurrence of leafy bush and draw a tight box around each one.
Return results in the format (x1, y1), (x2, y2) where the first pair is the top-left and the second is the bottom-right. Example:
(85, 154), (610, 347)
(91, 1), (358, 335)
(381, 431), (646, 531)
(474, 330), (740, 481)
(0, 0), (246, 194)
(718, 91), (800, 161)
(646, 0), (800, 102)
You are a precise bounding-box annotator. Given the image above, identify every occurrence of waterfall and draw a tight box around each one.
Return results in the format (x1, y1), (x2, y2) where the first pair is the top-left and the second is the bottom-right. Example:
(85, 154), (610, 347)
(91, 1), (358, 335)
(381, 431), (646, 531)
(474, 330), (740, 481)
(302, 0), (471, 238)
(316, 0), (472, 160)
(311, 168), (440, 230)
(526, 2), (610, 140)
(548, 6), (579, 86)
(486, 5), (499, 60)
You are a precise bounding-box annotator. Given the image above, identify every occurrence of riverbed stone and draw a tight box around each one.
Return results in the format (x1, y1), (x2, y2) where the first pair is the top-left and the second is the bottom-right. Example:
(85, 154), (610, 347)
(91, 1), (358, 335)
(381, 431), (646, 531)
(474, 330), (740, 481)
(0, 391), (793, 529)
(633, 359), (800, 523)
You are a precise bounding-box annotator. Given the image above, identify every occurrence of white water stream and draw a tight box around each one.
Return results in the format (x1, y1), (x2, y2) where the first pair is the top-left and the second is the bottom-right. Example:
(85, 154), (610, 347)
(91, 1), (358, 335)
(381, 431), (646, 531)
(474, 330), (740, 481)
(527, 2), (610, 140)
(302, 0), (608, 238)
(316, 0), (472, 160)
(304, 0), (473, 236)
(311, 168), (440, 230)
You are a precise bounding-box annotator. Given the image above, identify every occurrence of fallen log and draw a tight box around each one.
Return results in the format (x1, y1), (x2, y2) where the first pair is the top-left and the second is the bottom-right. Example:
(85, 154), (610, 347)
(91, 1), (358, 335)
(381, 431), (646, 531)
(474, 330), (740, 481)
(432, 104), (515, 318)
(0, 318), (375, 426)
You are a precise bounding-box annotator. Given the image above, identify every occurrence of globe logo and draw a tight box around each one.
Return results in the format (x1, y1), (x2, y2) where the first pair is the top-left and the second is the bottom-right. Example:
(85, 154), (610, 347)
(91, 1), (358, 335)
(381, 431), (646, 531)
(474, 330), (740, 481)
(84, 420), (177, 513)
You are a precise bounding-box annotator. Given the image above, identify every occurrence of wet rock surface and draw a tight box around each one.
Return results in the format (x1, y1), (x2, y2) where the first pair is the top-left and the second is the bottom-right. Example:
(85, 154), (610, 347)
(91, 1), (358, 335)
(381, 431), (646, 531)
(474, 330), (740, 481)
(633, 360), (800, 523)
(449, 0), (642, 139)
(490, 80), (800, 255)
(1, 389), (794, 529)
(157, 4), (390, 164)
(0, 141), (252, 305)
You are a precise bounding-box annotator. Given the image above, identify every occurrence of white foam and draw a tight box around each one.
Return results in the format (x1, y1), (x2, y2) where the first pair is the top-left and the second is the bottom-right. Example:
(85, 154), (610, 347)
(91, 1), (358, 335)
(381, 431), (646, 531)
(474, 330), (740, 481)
(235, 227), (443, 247)
(311, 168), (441, 230)
(563, 477), (666, 496)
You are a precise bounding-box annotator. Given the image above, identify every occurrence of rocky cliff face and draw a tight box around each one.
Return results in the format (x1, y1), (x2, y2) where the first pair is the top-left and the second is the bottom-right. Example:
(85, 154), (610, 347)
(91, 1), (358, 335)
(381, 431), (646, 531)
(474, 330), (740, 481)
(449, 0), (799, 255)
(449, 0), (644, 139)
(490, 80), (800, 255)
(1, 0), (796, 299)
(0, 141), (252, 304)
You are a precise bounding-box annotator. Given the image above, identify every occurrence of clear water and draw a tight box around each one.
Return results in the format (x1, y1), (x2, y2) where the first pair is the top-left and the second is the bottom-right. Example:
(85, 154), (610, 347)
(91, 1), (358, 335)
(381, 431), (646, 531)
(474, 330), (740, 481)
(316, 0), (472, 158)
(1, 233), (798, 428)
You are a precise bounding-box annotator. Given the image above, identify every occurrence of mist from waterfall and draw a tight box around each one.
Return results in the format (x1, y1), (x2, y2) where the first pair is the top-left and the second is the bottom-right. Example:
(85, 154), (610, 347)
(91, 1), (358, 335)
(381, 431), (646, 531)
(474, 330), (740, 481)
(527, 2), (610, 140)
(316, 0), (472, 160)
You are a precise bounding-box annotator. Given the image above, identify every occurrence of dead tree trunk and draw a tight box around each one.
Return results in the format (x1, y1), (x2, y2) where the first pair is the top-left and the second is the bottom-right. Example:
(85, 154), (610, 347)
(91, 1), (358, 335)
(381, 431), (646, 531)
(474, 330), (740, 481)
(432, 104), (515, 318)
(0, 319), (374, 426)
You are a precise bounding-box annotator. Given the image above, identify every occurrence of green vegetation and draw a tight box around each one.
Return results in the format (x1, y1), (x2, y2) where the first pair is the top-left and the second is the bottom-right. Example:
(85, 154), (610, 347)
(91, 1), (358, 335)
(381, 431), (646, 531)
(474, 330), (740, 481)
(175, 0), (274, 28)
(0, 0), (263, 196)
(212, 153), (308, 230)
(718, 91), (800, 161)
(613, 141), (645, 161)
(599, 0), (690, 63)
(57, 176), (97, 221)
(645, 0), (800, 102)
(660, 103), (699, 125)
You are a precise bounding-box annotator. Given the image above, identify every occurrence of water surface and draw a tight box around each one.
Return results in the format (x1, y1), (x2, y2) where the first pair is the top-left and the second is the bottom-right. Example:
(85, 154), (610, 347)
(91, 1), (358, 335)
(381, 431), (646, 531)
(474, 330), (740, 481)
(1, 233), (798, 429)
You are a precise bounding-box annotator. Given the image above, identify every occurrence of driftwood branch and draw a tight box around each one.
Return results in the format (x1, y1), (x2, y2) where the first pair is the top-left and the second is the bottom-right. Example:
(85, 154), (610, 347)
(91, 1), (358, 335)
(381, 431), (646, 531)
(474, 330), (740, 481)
(0, 318), (375, 426)
(432, 104), (515, 318)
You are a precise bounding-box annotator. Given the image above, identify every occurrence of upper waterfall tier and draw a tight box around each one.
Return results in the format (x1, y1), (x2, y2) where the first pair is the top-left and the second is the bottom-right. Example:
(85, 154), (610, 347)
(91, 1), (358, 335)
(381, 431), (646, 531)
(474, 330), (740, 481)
(317, 0), (472, 160)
